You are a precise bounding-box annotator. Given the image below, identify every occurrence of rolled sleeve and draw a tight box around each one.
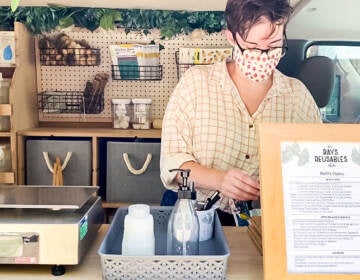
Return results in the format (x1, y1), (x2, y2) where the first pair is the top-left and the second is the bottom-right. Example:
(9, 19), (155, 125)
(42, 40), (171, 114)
(160, 74), (196, 190)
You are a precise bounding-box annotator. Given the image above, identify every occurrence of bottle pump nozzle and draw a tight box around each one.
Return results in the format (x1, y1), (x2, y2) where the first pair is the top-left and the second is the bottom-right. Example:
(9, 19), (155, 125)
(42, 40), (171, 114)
(169, 168), (190, 189)
(169, 168), (192, 199)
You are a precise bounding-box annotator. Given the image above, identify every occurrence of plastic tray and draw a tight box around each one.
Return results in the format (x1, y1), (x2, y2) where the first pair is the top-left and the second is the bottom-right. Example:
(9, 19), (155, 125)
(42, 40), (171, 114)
(98, 206), (230, 280)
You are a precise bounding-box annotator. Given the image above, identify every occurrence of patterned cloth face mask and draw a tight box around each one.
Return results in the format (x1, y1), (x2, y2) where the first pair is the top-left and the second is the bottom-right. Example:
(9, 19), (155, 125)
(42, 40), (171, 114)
(233, 42), (283, 82)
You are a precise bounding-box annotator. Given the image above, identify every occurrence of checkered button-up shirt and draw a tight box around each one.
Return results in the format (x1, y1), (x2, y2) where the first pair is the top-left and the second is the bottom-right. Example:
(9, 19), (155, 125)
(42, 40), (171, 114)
(160, 61), (321, 213)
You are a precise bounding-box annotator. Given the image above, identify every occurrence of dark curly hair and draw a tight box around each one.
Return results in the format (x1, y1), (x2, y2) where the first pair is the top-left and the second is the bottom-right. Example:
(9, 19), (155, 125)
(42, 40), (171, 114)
(225, 0), (293, 39)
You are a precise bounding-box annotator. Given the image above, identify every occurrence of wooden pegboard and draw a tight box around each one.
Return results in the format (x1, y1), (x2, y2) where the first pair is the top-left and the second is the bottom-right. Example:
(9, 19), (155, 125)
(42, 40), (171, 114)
(38, 28), (231, 123)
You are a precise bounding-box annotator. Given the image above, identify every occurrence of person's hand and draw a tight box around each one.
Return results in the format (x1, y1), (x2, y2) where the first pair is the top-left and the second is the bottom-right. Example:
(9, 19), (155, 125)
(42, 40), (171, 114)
(219, 168), (260, 201)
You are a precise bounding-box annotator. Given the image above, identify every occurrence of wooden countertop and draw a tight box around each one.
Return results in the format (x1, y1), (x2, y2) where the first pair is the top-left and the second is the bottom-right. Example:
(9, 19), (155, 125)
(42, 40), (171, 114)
(0, 225), (263, 279)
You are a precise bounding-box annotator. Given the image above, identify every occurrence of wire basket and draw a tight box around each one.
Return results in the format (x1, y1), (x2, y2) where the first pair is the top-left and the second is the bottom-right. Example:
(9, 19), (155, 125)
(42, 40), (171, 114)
(39, 48), (100, 66)
(111, 64), (163, 81)
(175, 51), (210, 80)
(175, 48), (233, 80)
(38, 91), (104, 114)
(98, 206), (230, 280)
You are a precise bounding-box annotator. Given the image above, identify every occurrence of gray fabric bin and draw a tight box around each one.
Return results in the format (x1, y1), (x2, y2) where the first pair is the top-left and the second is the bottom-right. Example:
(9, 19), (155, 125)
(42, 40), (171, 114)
(106, 141), (164, 203)
(26, 139), (92, 185)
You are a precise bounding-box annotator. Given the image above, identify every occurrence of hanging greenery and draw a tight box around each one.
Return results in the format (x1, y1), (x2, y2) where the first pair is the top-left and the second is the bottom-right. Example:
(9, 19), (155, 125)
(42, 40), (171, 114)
(0, 5), (226, 38)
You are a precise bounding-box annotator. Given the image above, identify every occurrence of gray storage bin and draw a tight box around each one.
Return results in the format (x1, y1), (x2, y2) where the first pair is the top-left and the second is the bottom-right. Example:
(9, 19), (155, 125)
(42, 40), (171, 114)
(26, 139), (92, 185)
(98, 206), (230, 280)
(106, 141), (164, 203)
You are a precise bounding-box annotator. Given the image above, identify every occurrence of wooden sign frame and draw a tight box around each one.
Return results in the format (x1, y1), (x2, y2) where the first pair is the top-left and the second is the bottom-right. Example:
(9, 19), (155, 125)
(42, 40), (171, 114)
(258, 123), (360, 280)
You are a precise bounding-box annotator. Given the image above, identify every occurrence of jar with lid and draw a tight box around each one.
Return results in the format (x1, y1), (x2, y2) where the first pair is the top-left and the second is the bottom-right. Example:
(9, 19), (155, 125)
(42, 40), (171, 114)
(122, 204), (155, 256)
(0, 142), (11, 172)
(132, 98), (152, 129)
(0, 116), (10, 132)
(0, 73), (10, 104)
(111, 98), (132, 129)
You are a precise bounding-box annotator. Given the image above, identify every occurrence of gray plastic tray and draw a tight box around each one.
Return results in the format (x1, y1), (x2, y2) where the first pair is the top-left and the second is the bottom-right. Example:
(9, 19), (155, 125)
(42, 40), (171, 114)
(98, 206), (230, 280)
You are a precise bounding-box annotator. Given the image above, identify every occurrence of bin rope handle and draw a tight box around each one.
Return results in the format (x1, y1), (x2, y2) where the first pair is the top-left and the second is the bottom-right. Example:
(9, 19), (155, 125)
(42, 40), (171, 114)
(42, 152), (73, 173)
(122, 153), (152, 175)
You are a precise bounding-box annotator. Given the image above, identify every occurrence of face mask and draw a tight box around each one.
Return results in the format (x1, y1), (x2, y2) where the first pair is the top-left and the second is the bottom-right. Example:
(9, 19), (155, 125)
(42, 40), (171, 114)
(233, 44), (283, 82)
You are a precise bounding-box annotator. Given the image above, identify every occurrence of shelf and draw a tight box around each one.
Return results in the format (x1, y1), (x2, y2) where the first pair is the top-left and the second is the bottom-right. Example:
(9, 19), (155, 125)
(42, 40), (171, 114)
(0, 63), (16, 68)
(0, 132), (11, 137)
(17, 127), (162, 138)
(0, 0), (227, 11)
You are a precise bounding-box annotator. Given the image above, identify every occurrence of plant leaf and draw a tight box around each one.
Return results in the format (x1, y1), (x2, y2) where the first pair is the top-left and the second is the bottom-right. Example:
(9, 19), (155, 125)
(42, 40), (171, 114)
(11, 0), (20, 12)
(100, 14), (114, 30)
(59, 15), (74, 29)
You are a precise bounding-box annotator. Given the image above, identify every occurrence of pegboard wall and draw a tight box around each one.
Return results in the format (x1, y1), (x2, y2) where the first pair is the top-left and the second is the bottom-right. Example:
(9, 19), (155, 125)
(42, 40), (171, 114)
(38, 28), (231, 123)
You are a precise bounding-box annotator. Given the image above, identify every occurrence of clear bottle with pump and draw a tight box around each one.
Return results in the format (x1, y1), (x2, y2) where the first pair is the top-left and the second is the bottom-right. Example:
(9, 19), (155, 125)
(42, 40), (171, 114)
(167, 169), (199, 255)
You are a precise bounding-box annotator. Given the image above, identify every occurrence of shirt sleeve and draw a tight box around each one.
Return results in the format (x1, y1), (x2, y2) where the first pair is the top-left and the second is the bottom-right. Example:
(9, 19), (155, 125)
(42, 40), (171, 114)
(160, 73), (197, 190)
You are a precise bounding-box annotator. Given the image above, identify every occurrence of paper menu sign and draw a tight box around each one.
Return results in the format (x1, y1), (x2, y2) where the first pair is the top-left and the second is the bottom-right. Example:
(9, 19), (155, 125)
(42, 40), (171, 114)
(281, 141), (360, 274)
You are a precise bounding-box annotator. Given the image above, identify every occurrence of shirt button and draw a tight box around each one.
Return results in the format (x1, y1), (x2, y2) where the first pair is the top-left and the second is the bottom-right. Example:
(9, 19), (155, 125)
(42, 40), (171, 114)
(245, 154), (250, 159)
(249, 124), (254, 128)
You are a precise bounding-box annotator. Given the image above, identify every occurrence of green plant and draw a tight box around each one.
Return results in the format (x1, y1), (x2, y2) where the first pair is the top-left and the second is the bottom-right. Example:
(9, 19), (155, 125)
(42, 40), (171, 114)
(0, 5), (226, 38)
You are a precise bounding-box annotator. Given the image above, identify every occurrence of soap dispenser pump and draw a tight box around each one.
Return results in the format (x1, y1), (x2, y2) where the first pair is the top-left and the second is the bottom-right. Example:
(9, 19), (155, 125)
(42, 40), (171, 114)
(167, 169), (199, 255)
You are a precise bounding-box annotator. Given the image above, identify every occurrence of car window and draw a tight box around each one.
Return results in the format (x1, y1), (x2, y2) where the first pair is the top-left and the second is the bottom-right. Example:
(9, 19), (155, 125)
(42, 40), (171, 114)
(306, 44), (360, 123)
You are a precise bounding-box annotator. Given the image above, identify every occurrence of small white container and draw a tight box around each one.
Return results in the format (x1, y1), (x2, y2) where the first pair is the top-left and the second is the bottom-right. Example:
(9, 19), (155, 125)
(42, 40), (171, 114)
(197, 207), (216, 241)
(111, 98), (132, 129)
(0, 142), (11, 172)
(0, 73), (11, 104)
(122, 204), (155, 256)
(132, 98), (152, 129)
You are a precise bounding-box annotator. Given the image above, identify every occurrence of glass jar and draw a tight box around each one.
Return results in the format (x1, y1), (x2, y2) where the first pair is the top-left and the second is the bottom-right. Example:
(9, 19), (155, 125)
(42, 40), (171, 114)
(0, 116), (10, 132)
(111, 98), (132, 129)
(132, 98), (152, 129)
(0, 142), (11, 172)
(0, 73), (10, 104)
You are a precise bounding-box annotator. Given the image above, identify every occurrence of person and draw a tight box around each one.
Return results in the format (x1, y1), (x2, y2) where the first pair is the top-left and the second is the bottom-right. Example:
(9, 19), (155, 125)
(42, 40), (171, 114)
(160, 0), (322, 226)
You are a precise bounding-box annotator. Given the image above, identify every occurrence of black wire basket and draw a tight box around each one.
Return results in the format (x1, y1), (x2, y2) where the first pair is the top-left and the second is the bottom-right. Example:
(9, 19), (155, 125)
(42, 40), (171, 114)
(39, 48), (101, 66)
(175, 51), (210, 80)
(38, 91), (104, 114)
(111, 64), (163, 81)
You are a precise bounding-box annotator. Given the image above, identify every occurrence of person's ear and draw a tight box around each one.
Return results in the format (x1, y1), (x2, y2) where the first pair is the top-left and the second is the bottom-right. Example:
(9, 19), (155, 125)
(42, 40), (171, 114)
(225, 30), (236, 46)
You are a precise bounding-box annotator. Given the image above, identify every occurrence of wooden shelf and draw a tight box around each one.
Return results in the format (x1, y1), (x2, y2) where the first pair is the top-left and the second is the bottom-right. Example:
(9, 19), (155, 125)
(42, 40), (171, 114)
(0, 132), (11, 137)
(17, 127), (162, 138)
(0, 63), (16, 68)
(0, 0), (226, 11)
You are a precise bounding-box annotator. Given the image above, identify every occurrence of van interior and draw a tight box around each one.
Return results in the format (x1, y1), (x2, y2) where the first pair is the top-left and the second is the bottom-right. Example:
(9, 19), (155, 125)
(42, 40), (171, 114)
(283, 0), (360, 124)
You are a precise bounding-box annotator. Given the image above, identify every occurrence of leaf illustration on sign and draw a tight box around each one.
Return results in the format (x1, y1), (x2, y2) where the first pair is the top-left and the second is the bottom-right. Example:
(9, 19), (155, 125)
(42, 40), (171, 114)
(297, 148), (310, 166)
(281, 142), (309, 166)
(351, 147), (360, 165)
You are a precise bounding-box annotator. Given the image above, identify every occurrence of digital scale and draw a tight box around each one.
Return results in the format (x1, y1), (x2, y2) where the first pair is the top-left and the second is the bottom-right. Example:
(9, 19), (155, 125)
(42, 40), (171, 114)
(0, 185), (104, 275)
